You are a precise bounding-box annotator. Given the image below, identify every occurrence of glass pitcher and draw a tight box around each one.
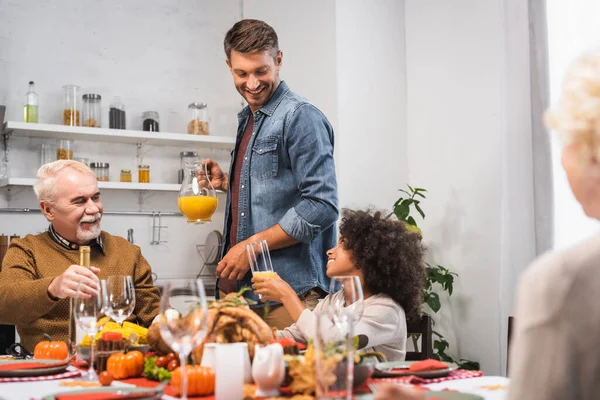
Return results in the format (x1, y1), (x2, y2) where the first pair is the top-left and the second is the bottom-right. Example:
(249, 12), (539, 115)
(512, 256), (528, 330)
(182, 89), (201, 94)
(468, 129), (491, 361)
(178, 160), (218, 224)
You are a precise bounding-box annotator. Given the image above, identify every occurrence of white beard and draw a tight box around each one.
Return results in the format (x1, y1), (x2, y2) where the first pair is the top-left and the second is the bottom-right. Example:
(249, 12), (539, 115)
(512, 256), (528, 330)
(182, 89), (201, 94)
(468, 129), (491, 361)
(77, 222), (101, 242)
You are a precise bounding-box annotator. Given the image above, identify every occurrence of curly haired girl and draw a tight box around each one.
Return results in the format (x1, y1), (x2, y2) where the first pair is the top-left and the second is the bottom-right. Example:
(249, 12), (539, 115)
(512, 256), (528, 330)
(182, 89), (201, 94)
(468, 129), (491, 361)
(252, 209), (425, 361)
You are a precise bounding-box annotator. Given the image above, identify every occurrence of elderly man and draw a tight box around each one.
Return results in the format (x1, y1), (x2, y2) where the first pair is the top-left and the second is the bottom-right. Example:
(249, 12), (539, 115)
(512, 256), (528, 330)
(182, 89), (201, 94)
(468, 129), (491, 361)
(0, 160), (160, 352)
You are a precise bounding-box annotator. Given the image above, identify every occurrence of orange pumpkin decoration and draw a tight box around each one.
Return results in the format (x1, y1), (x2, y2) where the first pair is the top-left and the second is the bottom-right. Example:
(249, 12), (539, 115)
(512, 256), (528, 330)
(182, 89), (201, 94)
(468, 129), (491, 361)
(106, 350), (144, 380)
(33, 336), (69, 360)
(170, 365), (215, 397)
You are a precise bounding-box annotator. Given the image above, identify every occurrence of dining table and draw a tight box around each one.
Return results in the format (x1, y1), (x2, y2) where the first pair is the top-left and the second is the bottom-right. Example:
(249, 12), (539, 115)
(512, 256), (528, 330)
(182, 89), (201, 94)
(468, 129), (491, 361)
(0, 360), (510, 400)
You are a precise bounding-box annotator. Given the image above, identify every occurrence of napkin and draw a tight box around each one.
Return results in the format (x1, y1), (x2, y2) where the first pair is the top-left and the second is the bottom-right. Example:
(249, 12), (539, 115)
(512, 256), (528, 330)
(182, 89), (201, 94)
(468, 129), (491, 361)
(408, 359), (449, 372)
(55, 391), (153, 400)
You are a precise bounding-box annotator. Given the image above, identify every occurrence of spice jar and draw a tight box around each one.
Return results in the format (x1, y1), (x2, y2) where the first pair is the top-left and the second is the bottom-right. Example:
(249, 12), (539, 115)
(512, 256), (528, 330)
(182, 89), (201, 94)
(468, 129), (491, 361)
(82, 94), (102, 128)
(90, 162), (110, 181)
(109, 97), (126, 130)
(187, 102), (209, 135)
(63, 84), (81, 126)
(142, 111), (159, 132)
(120, 169), (132, 182)
(56, 139), (73, 160)
(179, 151), (198, 184)
(138, 165), (150, 183)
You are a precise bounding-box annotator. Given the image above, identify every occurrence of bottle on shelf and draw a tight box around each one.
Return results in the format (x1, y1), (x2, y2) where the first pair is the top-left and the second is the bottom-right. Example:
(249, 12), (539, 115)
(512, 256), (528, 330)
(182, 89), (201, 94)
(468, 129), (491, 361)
(23, 81), (38, 123)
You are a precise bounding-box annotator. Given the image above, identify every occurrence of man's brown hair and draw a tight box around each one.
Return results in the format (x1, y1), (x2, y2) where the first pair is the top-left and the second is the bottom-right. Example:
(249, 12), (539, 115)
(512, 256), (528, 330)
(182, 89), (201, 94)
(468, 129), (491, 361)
(224, 19), (279, 61)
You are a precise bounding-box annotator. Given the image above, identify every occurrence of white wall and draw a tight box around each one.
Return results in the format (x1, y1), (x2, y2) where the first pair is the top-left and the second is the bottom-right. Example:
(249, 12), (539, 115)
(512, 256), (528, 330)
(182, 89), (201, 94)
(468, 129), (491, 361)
(404, 0), (537, 375)
(335, 0), (408, 210)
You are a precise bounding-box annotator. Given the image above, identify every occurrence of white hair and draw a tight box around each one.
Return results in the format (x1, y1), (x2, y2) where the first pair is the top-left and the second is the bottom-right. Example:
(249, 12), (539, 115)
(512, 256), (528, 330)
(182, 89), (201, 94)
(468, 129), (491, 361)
(34, 160), (95, 204)
(545, 48), (600, 161)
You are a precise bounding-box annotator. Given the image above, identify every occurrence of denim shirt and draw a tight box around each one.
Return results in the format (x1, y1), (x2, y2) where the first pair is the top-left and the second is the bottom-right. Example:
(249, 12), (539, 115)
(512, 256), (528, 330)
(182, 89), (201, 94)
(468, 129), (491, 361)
(221, 81), (339, 305)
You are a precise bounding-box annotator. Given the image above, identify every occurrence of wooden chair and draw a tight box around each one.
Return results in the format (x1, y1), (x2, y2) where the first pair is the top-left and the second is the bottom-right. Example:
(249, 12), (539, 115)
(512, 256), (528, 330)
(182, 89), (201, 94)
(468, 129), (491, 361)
(507, 316), (515, 374)
(0, 230), (16, 355)
(406, 314), (433, 361)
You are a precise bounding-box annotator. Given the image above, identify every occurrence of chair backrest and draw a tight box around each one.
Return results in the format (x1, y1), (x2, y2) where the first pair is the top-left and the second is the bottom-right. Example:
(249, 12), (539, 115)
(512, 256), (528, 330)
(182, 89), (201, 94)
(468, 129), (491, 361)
(406, 314), (433, 361)
(507, 316), (515, 374)
(0, 235), (16, 355)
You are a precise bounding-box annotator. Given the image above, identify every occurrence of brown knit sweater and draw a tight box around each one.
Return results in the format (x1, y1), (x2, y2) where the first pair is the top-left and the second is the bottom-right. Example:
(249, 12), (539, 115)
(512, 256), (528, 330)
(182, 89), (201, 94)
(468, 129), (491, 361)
(0, 231), (160, 352)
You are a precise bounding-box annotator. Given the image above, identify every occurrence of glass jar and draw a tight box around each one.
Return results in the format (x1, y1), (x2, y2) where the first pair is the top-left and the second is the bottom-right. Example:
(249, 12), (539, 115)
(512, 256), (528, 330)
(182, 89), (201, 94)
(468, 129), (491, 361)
(74, 157), (89, 166)
(63, 85), (81, 126)
(138, 165), (150, 183)
(56, 139), (73, 160)
(40, 143), (56, 166)
(187, 102), (209, 135)
(120, 169), (132, 182)
(90, 162), (110, 181)
(178, 151), (198, 184)
(109, 97), (126, 130)
(142, 111), (159, 132)
(82, 94), (102, 128)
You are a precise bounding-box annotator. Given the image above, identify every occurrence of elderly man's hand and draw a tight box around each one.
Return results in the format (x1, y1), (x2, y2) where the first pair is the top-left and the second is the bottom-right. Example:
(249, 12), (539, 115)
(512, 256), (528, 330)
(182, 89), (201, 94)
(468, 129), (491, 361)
(216, 242), (250, 281)
(47, 265), (101, 300)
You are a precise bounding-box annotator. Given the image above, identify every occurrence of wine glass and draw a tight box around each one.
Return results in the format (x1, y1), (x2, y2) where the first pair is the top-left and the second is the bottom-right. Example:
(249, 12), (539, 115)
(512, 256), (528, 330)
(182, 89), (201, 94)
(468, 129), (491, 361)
(328, 276), (364, 332)
(104, 275), (135, 327)
(74, 280), (108, 380)
(158, 280), (209, 400)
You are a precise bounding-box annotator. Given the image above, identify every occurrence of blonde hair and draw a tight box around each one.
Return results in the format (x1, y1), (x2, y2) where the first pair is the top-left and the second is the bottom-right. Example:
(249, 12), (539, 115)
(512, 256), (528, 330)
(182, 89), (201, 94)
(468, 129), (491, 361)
(34, 160), (95, 204)
(545, 48), (600, 161)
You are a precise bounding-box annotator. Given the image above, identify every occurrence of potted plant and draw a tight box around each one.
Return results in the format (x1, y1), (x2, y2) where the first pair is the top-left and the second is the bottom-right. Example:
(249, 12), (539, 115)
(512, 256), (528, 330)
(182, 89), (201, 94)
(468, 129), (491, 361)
(392, 185), (479, 370)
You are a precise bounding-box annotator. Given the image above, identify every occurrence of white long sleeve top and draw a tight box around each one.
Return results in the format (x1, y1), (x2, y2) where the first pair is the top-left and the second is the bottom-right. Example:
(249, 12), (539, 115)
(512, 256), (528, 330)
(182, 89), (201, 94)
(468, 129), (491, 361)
(277, 291), (407, 361)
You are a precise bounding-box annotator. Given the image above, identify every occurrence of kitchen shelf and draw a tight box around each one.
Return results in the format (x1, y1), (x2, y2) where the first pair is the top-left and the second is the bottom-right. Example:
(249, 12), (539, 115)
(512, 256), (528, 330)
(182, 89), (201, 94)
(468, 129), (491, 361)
(3, 121), (236, 150)
(0, 178), (225, 194)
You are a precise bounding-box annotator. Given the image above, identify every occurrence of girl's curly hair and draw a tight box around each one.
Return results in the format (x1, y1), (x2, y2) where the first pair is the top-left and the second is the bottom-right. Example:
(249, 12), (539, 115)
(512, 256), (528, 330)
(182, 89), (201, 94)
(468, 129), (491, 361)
(339, 209), (425, 319)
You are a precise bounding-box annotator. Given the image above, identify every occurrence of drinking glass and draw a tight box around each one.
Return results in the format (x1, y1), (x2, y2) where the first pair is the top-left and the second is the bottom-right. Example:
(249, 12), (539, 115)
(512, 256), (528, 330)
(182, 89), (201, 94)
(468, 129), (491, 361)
(314, 312), (355, 400)
(328, 276), (364, 331)
(246, 240), (275, 300)
(104, 275), (135, 327)
(157, 280), (209, 400)
(74, 280), (108, 380)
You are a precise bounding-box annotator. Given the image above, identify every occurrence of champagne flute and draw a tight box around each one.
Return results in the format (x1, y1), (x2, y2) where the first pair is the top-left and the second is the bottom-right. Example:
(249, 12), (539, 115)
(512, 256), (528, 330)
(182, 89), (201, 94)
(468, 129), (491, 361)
(158, 280), (209, 400)
(104, 275), (135, 327)
(246, 240), (275, 300)
(328, 276), (364, 332)
(74, 280), (108, 380)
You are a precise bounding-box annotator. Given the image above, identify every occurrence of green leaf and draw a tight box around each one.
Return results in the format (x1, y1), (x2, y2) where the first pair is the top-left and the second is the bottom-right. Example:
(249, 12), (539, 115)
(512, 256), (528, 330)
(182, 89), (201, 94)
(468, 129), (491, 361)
(393, 197), (404, 207)
(426, 292), (441, 312)
(394, 203), (410, 221)
(407, 184), (415, 193)
(414, 188), (427, 192)
(414, 203), (425, 219)
(432, 330), (444, 339)
(458, 359), (480, 370)
(414, 192), (426, 199)
(434, 339), (448, 353)
(398, 189), (411, 197)
(406, 216), (417, 226)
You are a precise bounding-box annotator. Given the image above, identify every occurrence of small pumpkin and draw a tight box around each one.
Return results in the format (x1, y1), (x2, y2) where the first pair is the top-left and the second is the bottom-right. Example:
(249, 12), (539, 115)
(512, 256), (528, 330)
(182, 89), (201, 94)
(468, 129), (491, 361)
(106, 350), (144, 380)
(33, 335), (69, 360)
(170, 365), (215, 397)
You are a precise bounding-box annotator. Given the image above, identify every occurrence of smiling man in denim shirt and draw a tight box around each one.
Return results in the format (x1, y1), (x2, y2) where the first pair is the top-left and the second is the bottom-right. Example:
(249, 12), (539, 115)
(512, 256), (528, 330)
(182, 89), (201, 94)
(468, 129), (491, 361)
(200, 19), (339, 329)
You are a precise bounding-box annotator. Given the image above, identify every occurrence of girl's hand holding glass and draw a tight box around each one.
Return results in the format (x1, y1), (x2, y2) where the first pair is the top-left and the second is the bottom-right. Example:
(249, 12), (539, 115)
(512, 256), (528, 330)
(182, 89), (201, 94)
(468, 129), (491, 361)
(251, 273), (291, 303)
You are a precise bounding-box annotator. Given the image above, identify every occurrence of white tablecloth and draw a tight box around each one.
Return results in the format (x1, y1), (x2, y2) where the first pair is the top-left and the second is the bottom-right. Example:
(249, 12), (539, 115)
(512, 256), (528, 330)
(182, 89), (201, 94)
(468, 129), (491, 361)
(425, 376), (509, 400)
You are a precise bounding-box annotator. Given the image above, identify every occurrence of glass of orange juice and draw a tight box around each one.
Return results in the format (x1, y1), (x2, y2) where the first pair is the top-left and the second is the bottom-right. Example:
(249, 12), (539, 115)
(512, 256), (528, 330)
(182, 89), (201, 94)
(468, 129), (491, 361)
(178, 160), (218, 224)
(246, 240), (275, 299)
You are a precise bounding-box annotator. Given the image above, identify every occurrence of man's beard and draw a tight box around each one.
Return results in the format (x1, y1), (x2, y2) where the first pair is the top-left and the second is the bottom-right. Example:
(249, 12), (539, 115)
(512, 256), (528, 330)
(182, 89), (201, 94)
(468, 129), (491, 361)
(77, 213), (102, 242)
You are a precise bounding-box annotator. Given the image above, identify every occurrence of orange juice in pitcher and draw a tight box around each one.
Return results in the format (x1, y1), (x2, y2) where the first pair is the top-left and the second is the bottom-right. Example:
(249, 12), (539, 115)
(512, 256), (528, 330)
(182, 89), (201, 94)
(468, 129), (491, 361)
(178, 160), (218, 224)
